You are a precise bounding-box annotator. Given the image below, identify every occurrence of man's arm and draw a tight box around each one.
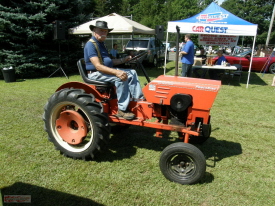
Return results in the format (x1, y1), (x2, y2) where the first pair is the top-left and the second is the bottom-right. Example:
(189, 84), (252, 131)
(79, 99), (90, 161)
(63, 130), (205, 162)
(90, 56), (128, 81)
(179, 42), (190, 55)
(112, 56), (131, 66)
(179, 51), (188, 55)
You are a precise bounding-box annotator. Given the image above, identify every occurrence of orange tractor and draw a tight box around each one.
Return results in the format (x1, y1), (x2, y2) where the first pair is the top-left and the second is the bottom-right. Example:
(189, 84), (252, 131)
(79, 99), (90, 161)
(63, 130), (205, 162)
(43, 34), (221, 185)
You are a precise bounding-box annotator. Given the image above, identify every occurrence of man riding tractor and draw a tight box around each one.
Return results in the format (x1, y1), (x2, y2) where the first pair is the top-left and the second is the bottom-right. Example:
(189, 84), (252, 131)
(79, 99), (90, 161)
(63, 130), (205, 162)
(43, 22), (221, 185)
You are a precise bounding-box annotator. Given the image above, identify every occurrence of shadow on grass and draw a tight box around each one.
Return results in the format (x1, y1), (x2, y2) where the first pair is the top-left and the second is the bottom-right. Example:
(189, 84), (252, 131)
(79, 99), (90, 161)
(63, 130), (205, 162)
(1, 182), (103, 206)
(199, 136), (243, 168)
(96, 125), (242, 167)
(243, 71), (268, 85)
(220, 71), (268, 86)
(93, 125), (242, 185)
(96, 125), (171, 162)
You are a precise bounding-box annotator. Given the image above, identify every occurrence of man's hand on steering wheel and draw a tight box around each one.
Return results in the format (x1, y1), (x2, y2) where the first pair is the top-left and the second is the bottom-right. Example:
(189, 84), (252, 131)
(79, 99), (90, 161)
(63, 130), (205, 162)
(126, 51), (147, 63)
(124, 55), (132, 62)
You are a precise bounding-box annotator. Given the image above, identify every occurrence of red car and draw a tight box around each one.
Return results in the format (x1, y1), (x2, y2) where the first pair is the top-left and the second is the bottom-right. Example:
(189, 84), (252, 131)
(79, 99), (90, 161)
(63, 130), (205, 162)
(212, 50), (275, 74)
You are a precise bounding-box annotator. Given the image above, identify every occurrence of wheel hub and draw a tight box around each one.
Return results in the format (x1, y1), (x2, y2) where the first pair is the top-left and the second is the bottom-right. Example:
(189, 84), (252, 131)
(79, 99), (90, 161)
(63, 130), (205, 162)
(171, 155), (194, 175)
(55, 110), (88, 145)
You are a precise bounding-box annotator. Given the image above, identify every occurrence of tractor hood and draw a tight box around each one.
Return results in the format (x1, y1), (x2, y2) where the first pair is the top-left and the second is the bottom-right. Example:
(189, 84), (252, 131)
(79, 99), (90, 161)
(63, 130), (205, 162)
(143, 75), (221, 110)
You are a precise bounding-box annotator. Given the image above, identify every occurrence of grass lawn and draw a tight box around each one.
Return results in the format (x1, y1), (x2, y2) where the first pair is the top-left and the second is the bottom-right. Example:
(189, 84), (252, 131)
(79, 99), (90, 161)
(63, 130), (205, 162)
(1, 62), (275, 206)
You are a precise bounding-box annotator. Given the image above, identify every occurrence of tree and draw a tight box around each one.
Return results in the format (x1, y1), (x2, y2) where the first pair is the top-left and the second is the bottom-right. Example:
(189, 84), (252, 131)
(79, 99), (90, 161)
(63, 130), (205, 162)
(1, 0), (274, 80)
(93, 0), (136, 17)
(222, 0), (275, 45)
(120, 0), (135, 16)
(0, 0), (95, 79)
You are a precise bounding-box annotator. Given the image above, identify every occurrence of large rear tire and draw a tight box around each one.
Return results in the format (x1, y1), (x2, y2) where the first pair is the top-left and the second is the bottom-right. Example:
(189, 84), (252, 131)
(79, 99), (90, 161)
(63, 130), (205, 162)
(43, 88), (110, 160)
(159, 142), (206, 185)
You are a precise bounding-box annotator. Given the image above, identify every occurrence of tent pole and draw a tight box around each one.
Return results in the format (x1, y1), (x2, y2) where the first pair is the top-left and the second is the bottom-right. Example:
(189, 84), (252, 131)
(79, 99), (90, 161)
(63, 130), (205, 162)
(246, 35), (256, 88)
(266, 3), (275, 47)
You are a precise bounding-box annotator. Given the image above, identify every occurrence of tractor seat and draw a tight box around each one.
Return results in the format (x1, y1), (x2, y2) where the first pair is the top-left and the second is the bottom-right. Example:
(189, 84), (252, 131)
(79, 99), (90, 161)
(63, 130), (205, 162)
(77, 58), (112, 87)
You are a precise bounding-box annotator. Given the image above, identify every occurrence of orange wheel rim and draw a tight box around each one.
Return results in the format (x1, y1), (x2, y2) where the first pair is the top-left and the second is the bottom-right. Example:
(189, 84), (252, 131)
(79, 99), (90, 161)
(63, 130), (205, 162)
(55, 110), (88, 145)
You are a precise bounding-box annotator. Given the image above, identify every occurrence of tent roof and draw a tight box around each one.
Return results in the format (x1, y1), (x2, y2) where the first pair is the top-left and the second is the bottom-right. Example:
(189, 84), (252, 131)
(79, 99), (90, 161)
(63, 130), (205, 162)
(167, 2), (257, 36)
(69, 13), (155, 35)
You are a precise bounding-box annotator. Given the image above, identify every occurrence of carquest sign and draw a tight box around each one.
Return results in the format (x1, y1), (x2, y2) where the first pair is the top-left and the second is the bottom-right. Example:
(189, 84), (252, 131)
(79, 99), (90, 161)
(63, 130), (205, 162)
(167, 2), (258, 37)
(192, 26), (228, 34)
(198, 34), (238, 46)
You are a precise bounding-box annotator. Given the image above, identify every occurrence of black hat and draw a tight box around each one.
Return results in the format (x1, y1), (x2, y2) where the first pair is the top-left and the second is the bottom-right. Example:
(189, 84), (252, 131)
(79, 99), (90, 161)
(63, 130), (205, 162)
(89, 21), (113, 32)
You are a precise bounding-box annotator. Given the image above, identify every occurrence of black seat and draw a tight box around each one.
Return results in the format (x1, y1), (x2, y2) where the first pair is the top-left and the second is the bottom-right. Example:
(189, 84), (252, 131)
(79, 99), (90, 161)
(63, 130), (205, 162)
(77, 58), (112, 87)
(231, 64), (243, 82)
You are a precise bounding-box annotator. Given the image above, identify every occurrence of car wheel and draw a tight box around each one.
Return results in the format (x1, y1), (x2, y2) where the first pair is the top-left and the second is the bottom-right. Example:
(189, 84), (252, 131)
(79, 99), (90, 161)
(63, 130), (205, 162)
(269, 63), (275, 74)
(153, 55), (158, 68)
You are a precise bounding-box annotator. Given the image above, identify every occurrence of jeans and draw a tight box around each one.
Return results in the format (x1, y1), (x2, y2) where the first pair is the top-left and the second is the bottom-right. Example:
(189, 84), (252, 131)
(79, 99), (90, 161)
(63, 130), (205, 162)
(88, 68), (144, 111)
(181, 63), (193, 77)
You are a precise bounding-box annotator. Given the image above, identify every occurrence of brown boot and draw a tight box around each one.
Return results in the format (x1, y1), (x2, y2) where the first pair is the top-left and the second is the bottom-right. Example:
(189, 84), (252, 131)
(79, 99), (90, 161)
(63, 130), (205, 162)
(117, 110), (136, 120)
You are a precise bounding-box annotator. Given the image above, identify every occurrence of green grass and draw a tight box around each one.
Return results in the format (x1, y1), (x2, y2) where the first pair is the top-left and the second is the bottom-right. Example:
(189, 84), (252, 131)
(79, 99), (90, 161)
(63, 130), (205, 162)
(1, 63), (275, 206)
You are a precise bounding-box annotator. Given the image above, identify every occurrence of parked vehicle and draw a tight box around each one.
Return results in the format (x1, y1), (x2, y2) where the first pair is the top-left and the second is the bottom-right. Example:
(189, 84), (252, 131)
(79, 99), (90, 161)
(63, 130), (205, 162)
(171, 47), (177, 52)
(163, 42), (171, 52)
(212, 50), (275, 73)
(124, 37), (166, 67)
(241, 47), (251, 52)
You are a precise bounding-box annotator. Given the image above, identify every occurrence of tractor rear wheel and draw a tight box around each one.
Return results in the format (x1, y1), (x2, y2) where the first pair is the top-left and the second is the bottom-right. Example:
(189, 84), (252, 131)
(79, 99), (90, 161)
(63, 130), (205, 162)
(43, 88), (110, 160)
(159, 142), (206, 185)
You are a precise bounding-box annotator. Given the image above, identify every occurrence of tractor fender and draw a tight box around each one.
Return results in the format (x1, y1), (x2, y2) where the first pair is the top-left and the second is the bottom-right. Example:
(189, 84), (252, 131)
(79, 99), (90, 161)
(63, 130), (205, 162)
(55, 81), (104, 101)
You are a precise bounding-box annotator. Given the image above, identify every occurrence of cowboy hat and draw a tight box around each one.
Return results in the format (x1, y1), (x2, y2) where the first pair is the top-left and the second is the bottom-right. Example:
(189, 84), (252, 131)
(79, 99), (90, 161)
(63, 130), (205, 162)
(89, 21), (113, 32)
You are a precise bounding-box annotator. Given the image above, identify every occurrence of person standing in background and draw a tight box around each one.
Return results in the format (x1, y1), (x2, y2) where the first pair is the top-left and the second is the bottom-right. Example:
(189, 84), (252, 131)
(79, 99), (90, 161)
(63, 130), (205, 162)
(110, 43), (118, 59)
(179, 34), (195, 77)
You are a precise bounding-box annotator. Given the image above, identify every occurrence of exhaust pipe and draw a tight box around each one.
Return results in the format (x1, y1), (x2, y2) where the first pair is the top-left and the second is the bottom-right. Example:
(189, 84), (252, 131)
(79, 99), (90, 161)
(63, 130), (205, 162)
(175, 26), (180, 76)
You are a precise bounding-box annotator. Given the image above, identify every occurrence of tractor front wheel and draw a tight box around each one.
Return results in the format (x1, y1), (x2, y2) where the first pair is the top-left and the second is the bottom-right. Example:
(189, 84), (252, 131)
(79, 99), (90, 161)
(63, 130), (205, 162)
(43, 88), (110, 160)
(159, 142), (206, 185)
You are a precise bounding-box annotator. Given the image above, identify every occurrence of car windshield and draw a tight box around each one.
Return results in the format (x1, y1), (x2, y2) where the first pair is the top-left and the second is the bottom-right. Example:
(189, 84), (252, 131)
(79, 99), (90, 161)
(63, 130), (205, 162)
(126, 40), (149, 49)
(235, 50), (251, 57)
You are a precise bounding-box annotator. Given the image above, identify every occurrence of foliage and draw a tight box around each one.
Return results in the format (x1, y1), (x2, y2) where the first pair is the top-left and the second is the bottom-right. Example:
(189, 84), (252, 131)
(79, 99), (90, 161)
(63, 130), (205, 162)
(0, 0), (95, 79)
(222, 0), (275, 45)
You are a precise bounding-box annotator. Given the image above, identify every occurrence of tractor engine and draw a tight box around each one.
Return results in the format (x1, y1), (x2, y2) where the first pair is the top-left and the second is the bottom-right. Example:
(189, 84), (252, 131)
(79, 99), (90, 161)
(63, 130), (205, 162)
(143, 75), (221, 132)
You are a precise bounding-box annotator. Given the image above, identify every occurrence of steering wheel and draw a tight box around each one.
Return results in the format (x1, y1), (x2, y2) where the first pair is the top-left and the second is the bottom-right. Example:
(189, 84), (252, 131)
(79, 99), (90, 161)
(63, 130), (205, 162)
(124, 51), (150, 83)
(126, 51), (148, 63)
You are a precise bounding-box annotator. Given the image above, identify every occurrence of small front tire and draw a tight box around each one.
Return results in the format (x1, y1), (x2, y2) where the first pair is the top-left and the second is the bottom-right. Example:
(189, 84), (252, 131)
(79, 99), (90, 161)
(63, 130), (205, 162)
(159, 142), (206, 185)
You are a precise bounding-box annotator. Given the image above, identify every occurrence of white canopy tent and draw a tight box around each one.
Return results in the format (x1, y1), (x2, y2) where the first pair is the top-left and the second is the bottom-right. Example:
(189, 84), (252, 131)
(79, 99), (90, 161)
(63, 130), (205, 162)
(69, 13), (155, 35)
(165, 2), (258, 88)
